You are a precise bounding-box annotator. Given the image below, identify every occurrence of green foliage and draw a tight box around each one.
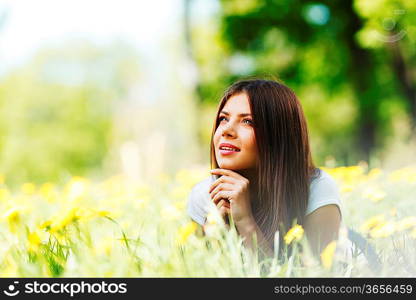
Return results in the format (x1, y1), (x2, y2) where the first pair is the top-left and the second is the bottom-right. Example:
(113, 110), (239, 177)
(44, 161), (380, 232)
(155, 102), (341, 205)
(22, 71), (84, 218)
(0, 73), (110, 184)
(0, 40), (141, 185)
(191, 0), (416, 165)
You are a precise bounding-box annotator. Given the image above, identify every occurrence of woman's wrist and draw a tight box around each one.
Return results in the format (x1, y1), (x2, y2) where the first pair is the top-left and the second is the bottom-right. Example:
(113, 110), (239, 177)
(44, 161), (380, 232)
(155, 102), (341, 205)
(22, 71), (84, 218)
(235, 215), (257, 235)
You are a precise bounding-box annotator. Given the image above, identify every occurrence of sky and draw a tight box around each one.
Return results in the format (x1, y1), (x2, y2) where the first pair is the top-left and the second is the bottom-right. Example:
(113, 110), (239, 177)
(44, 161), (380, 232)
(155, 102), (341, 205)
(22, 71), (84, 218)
(0, 0), (219, 108)
(0, 0), (220, 174)
(0, 0), (183, 71)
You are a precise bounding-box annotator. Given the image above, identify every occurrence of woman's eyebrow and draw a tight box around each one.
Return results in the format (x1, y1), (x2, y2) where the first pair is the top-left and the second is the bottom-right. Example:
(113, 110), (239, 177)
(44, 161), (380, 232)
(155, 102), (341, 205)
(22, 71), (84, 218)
(220, 110), (252, 117)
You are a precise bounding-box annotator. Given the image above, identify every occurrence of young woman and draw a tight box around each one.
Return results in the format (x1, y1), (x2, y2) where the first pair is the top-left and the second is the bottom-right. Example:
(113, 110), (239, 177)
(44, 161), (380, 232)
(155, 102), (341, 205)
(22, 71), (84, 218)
(187, 79), (342, 258)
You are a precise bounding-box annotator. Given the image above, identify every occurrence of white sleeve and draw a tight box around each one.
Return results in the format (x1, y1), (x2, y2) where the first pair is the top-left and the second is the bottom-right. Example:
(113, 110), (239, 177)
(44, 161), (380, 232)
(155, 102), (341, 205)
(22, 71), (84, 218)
(306, 173), (343, 219)
(187, 185), (208, 226)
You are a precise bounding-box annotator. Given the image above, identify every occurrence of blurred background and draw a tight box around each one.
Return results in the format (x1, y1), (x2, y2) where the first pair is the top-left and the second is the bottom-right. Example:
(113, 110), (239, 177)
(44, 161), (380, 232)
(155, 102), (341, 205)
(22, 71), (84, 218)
(0, 0), (415, 186)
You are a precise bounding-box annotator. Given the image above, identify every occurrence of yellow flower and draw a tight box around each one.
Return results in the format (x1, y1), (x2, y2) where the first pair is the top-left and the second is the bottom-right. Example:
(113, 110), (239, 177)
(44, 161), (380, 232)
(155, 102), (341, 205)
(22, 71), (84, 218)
(388, 167), (416, 183)
(321, 165), (367, 190)
(410, 228), (416, 239)
(97, 210), (112, 218)
(175, 221), (198, 245)
(0, 187), (10, 200)
(39, 220), (52, 231)
(39, 183), (55, 202)
(362, 186), (386, 202)
(360, 214), (385, 232)
(395, 216), (416, 231)
(21, 183), (36, 195)
(27, 231), (41, 252)
(284, 224), (304, 245)
(50, 207), (80, 232)
(370, 221), (396, 238)
(321, 241), (337, 269)
(340, 184), (354, 193)
(367, 168), (382, 180)
(3, 208), (22, 233)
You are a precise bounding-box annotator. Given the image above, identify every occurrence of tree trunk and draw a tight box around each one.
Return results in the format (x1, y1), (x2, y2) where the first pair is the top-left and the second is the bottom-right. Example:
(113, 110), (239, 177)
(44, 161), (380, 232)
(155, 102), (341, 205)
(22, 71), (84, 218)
(388, 40), (416, 136)
(342, 0), (379, 164)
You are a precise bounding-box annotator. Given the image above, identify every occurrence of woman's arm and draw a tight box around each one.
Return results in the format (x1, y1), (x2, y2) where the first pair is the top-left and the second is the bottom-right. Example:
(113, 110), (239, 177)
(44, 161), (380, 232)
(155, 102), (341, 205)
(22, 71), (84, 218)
(304, 204), (341, 256)
(208, 169), (273, 257)
(200, 211), (273, 258)
(235, 217), (274, 258)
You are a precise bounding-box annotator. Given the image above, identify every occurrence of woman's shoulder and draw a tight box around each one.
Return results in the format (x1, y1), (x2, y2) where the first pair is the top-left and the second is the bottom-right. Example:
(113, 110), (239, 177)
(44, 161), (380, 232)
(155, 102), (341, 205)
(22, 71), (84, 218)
(307, 168), (343, 216)
(310, 168), (339, 187)
(190, 175), (215, 196)
(187, 176), (216, 225)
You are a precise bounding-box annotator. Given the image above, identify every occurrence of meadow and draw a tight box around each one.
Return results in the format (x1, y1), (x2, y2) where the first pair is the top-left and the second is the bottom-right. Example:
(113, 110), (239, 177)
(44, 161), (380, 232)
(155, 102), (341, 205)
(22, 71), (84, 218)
(1, 164), (415, 277)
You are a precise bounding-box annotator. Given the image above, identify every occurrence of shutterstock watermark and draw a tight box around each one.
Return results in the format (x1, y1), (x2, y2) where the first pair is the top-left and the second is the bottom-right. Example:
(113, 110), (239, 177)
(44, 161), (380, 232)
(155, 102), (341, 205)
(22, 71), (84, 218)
(2, 280), (127, 297)
(376, 9), (407, 43)
(3, 281), (20, 297)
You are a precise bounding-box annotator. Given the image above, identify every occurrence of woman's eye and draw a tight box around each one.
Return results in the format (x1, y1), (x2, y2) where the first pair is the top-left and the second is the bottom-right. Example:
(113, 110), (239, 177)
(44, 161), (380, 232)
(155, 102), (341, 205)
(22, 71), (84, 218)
(218, 116), (227, 122)
(243, 119), (253, 125)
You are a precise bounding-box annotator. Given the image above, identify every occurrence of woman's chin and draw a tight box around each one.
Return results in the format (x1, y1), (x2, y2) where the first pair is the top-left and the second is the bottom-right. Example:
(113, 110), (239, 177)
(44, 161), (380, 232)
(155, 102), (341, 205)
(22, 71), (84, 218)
(218, 162), (240, 170)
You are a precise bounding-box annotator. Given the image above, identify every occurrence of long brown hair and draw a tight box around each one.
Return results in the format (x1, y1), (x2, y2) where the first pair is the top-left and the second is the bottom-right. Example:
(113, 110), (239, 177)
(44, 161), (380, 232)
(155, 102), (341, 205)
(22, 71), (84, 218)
(210, 79), (320, 251)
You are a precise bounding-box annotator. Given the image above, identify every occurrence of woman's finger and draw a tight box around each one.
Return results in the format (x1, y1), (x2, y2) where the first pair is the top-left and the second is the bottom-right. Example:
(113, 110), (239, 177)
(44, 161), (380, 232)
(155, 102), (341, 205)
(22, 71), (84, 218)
(210, 168), (248, 182)
(209, 175), (237, 194)
(210, 182), (234, 201)
(217, 198), (230, 208)
(216, 199), (225, 209)
(212, 190), (233, 205)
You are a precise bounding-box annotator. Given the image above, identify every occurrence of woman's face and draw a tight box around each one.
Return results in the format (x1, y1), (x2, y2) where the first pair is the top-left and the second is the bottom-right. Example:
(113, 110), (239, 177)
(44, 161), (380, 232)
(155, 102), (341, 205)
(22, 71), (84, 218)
(213, 92), (258, 171)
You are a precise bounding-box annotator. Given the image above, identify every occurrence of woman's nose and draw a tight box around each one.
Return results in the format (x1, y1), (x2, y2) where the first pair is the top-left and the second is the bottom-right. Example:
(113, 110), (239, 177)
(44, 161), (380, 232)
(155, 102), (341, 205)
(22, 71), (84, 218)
(222, 120), (237, 137)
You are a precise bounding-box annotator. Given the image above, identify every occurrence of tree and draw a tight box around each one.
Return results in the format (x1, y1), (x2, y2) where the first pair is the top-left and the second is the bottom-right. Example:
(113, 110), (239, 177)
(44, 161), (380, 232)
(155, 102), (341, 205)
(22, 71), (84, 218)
(0, 40), (141, 184)
(190, 0), (416, 165)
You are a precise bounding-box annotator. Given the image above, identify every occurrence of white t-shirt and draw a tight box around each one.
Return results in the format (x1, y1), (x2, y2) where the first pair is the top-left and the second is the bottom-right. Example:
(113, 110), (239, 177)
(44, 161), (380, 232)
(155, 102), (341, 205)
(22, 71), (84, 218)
(187, 169), (343, 226)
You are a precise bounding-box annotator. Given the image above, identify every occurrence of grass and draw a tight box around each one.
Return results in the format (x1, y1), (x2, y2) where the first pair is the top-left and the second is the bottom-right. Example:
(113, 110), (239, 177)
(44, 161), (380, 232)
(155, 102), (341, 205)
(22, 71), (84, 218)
(0, 165), (415, 277)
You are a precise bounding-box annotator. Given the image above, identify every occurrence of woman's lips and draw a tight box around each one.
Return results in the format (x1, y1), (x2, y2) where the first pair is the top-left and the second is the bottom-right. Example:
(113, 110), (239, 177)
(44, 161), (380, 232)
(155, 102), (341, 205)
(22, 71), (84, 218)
(218, 143), (241, 156)
(219, 149), (240, 155)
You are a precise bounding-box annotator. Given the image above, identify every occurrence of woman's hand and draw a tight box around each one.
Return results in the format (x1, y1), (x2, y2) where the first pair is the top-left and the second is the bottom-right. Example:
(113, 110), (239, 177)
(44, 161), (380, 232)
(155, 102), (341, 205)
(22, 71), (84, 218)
(209, 169), (273, 257)
(216, 199), (231, 228)
(209, 169), (255, 226)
